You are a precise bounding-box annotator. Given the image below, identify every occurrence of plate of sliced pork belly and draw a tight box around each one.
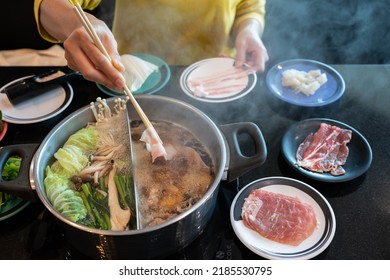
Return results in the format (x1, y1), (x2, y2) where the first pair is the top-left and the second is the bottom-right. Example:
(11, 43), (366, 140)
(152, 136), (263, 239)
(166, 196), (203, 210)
(180, 57), (257, 103)
(282, 118), (372, 182)
(230, 177), (336, 260)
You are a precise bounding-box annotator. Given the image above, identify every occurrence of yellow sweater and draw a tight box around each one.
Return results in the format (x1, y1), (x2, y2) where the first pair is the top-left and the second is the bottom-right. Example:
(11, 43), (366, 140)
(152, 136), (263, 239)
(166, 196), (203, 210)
(34, 0), (266, 65)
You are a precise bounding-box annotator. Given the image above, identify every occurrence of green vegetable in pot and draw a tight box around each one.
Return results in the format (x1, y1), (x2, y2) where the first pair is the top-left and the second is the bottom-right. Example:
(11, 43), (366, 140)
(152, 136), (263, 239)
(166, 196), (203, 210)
(44, 98), (135, 231)
(53, 127), (98, 177)
(44, 166), (87, 223)
(64, 126), (99, 154)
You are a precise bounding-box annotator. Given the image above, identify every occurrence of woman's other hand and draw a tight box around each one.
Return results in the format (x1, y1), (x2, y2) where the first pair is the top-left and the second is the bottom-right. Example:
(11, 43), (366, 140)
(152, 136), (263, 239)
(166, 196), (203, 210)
(234, 19), (269, 72)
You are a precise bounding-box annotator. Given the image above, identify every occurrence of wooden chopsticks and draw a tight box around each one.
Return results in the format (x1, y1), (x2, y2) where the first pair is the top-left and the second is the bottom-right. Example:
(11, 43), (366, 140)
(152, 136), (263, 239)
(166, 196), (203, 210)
(68, 0), (154, 129)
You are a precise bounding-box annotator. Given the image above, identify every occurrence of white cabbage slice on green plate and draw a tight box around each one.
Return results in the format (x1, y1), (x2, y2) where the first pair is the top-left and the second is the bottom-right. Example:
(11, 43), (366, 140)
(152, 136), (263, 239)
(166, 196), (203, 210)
(121, 54), (158, 92)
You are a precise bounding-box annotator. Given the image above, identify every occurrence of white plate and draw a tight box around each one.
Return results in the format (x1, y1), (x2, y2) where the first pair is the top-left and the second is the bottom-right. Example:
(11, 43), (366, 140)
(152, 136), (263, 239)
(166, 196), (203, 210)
(0, 76), (73, 124)
(266, 59), (345, 107)
(230, 177), (336, 260)
(180, 57), (257, 103)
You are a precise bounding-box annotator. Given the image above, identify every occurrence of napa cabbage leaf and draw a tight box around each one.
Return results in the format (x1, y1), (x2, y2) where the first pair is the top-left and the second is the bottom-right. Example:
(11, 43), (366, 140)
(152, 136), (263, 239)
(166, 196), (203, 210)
(44, 166), (87, 222)
(64, 126), (99, 154)
(53, 126), (98, 177)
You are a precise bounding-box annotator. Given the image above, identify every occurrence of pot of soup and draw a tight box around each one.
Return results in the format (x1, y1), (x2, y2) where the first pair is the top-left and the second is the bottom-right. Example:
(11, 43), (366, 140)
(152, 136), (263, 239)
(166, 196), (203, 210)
(0, 95), (266, 259)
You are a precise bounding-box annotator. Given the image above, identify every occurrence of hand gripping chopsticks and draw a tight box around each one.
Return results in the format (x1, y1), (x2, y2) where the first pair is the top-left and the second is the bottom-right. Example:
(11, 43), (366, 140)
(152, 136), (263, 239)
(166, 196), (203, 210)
(68, 0), (167, 161)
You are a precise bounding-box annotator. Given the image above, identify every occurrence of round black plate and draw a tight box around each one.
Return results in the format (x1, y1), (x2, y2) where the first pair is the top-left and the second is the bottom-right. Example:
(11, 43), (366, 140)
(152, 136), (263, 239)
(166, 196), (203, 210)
(282, 118), (372, 182)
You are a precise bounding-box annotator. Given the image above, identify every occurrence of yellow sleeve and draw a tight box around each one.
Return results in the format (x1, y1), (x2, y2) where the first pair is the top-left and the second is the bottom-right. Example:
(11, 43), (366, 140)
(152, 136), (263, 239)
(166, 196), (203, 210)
(34, 0), (101, 43)
(233, 0), (266, 34)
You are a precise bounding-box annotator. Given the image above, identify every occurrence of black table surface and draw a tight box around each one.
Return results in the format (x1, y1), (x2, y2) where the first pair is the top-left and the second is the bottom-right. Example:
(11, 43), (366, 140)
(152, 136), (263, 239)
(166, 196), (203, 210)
(0, 64), (389, 260)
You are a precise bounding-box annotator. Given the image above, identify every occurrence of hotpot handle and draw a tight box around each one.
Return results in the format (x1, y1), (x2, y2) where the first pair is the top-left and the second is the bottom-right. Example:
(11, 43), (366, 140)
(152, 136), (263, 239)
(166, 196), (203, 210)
(219, 122), (267, 182)
(0, 143), (40, 201)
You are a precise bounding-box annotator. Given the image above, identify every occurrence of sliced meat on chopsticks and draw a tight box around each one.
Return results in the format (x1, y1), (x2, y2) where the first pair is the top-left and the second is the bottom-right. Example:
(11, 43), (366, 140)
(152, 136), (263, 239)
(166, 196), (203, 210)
(140, 127), (175, 162)
(296, 123), (352, 176)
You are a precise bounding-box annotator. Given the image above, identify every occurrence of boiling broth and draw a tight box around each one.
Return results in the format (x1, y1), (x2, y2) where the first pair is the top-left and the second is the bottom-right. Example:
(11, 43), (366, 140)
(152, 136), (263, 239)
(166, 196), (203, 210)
(130, 120), (215, 228)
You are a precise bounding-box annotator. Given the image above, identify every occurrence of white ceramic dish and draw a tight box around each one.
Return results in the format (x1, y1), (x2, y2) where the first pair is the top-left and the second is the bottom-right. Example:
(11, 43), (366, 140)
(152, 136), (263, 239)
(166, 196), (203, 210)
(0, 76), (73, 124)
(180, 57), (257, 103)
(230, 177), (336, 260)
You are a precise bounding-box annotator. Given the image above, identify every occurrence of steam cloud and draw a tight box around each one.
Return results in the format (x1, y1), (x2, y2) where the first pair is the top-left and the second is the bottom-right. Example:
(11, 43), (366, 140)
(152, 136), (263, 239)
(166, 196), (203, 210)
(263, 0), (390, 66)
(93, 0), (390, 118)
(95, 0), (390, 65)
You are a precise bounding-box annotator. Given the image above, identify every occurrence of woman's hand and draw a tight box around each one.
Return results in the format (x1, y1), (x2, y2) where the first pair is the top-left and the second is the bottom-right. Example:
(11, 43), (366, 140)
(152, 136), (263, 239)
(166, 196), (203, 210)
(39, 0), (125, 91)
(63, 15), (126, 91)
(234, 19), (269, 72)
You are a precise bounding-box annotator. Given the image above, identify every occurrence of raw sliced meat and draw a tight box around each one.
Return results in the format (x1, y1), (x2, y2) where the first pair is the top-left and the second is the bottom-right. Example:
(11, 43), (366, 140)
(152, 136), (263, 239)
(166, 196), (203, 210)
(187, 67), (251, 97)
(296, 123), (352, 175)
(140, 127), (169, 162)
(241, 189), (317, 246)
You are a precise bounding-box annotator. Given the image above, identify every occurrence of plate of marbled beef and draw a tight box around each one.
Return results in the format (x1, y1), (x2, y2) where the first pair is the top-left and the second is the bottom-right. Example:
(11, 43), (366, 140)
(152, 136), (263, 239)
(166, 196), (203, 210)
(230, 177), (336, 260)
(281, 118), (372, 182)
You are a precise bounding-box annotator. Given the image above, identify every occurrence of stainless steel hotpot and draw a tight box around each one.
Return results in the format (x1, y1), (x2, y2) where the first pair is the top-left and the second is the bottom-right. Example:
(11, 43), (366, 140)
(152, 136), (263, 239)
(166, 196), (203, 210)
(0, 95), (267, 259)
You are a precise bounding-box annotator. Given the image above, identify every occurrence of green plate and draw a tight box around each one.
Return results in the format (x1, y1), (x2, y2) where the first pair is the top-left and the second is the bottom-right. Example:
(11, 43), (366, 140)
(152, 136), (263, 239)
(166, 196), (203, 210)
(0, 197), (29, 221)
(96, 53), (171, 96)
